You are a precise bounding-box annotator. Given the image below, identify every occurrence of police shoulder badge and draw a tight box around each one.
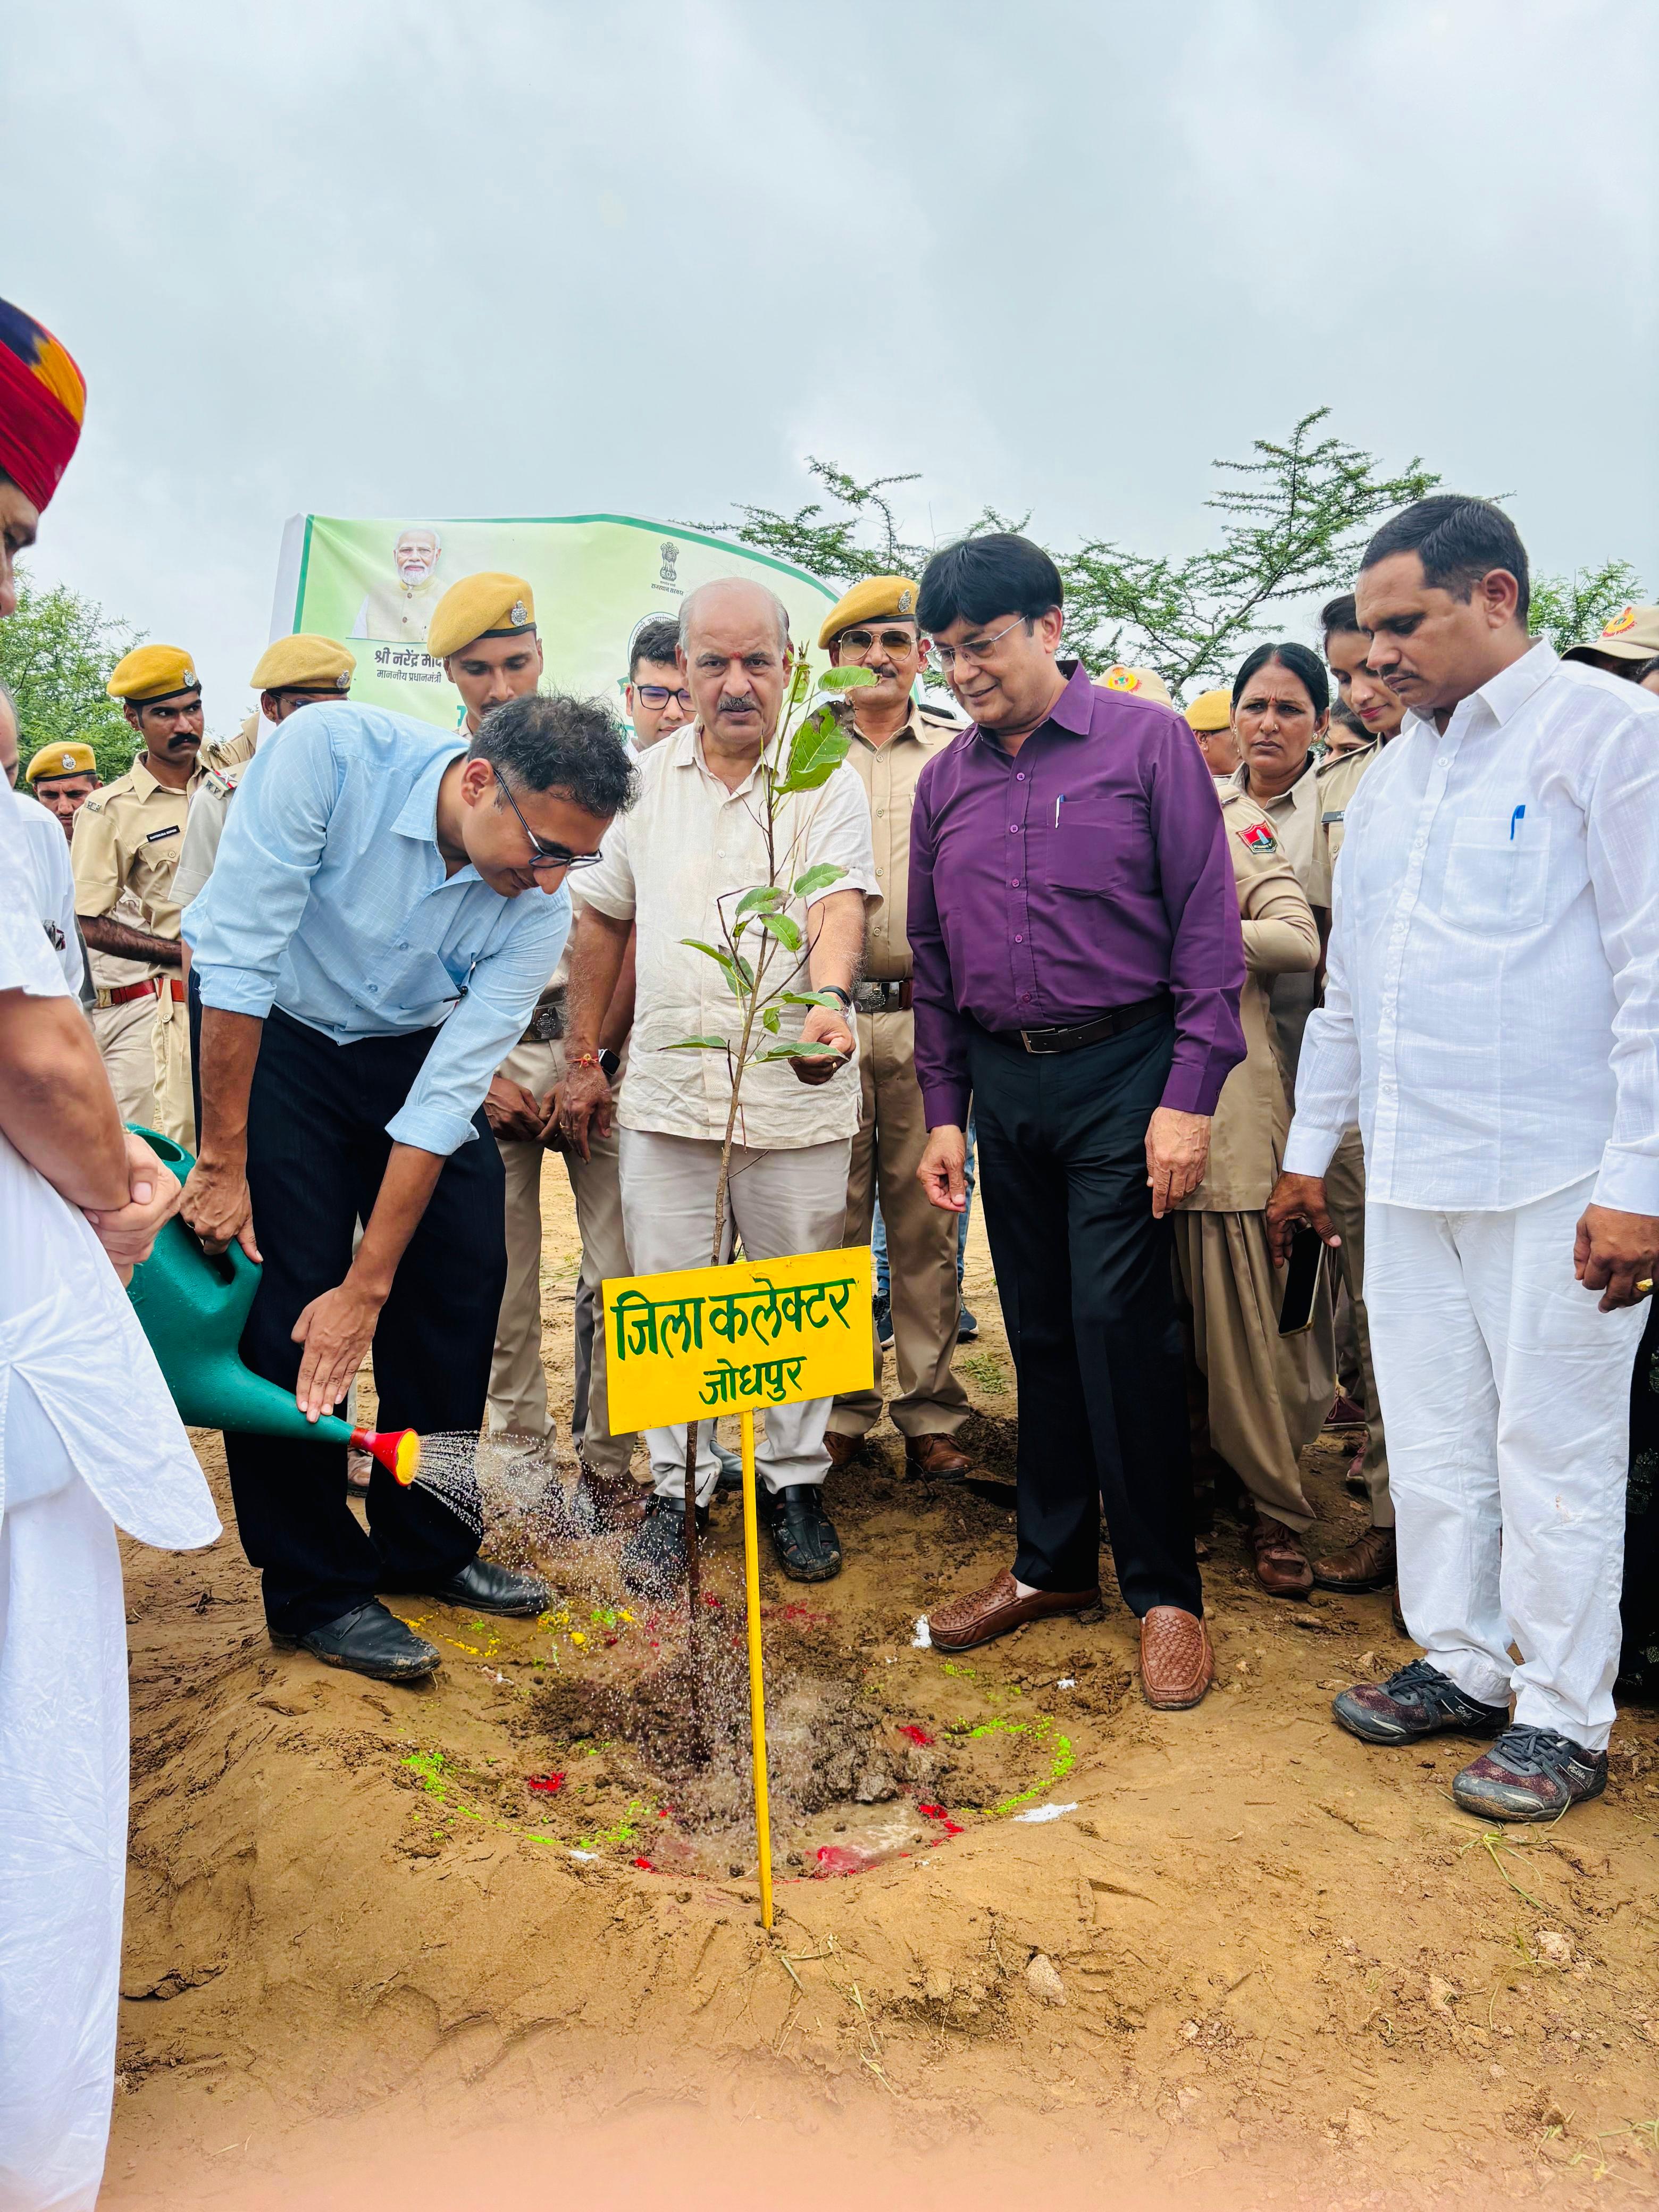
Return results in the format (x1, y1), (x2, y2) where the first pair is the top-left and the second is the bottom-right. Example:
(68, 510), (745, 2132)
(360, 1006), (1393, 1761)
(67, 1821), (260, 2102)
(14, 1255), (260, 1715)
(1237, 820), (1278, 853)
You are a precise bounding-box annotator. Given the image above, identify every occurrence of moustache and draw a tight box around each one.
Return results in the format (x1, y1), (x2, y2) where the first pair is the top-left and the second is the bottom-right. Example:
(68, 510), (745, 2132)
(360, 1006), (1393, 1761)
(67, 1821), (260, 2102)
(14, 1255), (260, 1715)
(716, 694), (759, 716)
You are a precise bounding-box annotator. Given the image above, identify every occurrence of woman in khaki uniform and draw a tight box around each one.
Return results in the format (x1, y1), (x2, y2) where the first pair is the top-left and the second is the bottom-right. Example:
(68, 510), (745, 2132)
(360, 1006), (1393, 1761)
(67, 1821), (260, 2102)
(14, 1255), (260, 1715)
(1174, 782), (1336, 1596)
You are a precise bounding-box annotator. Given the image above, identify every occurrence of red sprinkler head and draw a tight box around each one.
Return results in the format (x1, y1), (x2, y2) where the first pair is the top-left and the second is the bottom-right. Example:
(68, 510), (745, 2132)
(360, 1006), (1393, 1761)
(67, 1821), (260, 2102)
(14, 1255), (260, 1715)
(350, 1427), (421, 1486)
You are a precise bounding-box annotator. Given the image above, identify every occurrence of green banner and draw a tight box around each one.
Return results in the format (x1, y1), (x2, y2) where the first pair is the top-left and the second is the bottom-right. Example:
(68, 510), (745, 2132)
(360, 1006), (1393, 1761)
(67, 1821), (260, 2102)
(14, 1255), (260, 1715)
(279, 512), (837, 729)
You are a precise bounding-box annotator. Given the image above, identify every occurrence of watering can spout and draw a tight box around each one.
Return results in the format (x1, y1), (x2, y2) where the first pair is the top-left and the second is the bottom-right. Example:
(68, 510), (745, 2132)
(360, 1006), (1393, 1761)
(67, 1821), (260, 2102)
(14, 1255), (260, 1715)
(351, 1428), (421, 1485)
(123, 1126), (420, 1469)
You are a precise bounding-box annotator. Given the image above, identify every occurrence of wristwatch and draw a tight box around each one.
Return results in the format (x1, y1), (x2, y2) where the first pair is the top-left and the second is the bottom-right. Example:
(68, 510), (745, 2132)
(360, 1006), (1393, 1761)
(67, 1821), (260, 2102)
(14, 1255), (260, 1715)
(822, 985), (854, 1012)
(597, 1047), (622, 1079)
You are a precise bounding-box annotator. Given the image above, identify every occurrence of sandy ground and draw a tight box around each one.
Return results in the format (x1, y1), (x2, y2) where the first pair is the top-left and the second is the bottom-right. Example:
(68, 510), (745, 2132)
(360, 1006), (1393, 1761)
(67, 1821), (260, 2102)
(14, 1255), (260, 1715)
(103, 1174), (1659, 2209)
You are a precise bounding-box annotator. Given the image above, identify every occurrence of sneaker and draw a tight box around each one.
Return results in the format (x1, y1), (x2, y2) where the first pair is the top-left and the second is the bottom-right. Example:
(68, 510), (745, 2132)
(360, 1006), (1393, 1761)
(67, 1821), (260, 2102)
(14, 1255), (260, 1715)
(765, 1484), (842, 1582)
(621, 1496), (710, 1598)
(873, 1294), (894, 1350)
(1332, 1656), (1510, 1746)
(1452, 1726), (1608, 1823)
(957, 1304), (979, 1343)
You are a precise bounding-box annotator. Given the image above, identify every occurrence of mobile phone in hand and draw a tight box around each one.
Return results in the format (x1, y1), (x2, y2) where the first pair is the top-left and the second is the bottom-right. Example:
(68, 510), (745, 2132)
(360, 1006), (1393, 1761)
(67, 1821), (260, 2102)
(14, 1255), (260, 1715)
(1278, 1225), (1326, 1336)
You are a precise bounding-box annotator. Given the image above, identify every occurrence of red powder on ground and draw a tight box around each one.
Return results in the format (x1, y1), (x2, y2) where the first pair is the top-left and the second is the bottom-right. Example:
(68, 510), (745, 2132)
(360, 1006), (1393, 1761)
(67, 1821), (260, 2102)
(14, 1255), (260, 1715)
(918, 1803), (966, 1837)
(899, 1725), (934, 1746)
(526, 1774), (565, 1794)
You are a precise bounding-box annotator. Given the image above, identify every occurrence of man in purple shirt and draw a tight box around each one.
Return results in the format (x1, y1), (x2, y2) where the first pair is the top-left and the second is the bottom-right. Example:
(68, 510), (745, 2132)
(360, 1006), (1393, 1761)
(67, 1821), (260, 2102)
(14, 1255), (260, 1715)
(910, 535), (1245, 1708)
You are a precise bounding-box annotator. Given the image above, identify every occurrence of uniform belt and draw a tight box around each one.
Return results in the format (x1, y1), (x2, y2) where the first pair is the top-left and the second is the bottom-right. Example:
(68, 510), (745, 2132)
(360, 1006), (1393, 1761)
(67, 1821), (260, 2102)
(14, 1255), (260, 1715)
(852, 979), (912, 1013)
(1002, 993), (1170, 1055)
(96, 977), (177, 1009)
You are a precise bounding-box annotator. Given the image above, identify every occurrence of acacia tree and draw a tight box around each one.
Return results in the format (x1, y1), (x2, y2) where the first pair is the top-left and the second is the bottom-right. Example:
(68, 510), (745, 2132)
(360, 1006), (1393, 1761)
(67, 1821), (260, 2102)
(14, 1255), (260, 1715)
(0, 567), (140, 778)
(1524, 561), (1647, 658)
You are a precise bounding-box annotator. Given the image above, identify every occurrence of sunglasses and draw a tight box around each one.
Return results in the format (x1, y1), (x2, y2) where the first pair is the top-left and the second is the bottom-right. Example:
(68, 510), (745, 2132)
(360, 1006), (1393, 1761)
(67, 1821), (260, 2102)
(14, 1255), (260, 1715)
(491, 764), (605, 874)
(834, 626), (920, 660)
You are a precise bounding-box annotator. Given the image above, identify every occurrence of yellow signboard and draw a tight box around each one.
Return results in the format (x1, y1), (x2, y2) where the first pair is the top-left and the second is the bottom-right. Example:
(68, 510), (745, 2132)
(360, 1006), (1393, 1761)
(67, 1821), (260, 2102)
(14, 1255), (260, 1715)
(602, 1246), (874, 1433)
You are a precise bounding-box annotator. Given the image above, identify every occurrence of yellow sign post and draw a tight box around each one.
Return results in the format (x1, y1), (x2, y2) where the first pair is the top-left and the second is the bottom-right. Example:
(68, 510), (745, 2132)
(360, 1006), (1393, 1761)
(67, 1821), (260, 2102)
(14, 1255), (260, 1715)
(604, 1246), (874, 1929)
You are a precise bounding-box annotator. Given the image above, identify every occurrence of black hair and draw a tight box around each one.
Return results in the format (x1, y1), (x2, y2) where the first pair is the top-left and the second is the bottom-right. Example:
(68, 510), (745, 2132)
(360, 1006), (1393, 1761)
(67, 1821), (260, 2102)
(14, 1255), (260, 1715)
(916, 532), (1063, 635)
(1360, 494), (1530, 622)
(629, 614), (682, 679)
(1231, 641), (1331, 718)
(1632, 655), (1659, 686)
(1319, 591), (1361, 646)
(1329, 700), (1368, 737)
(469, 691), (637, 819)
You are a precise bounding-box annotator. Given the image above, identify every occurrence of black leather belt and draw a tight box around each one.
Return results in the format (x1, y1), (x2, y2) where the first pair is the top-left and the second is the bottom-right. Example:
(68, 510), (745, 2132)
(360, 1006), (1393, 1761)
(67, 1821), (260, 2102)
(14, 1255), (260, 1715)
(1002, 993), (1170, 1055)
(853, 978), (913, 1013)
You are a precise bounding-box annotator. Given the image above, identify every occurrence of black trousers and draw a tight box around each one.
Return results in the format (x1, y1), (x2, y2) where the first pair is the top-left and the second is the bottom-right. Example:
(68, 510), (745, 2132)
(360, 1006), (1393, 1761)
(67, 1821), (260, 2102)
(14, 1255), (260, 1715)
(968, 1013), (1203, 1616)
(223, 1008), (507, 1635)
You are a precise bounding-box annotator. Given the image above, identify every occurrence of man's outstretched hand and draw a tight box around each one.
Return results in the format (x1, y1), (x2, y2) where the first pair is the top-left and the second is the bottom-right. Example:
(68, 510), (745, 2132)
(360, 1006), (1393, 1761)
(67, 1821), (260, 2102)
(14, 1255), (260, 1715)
(1264, 1170), (1342, 1268)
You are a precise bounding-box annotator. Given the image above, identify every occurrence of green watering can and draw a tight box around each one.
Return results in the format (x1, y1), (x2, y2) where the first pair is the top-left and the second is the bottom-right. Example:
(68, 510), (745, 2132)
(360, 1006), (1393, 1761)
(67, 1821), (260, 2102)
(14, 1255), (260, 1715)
(122, 1127), (420, 1482)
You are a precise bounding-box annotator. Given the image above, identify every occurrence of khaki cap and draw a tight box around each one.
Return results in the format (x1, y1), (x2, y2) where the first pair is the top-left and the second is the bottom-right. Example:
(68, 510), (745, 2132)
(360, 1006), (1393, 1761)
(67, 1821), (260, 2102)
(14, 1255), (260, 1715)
(250, 633), (356, 693)
(427, 573), (535, 660)
(24, 741), (97, 783)
(817, 575), (920, 650)
(1183, 688), (1233, 733)
(1561, 604), (1659, 666)
(107, 643), (199, 702)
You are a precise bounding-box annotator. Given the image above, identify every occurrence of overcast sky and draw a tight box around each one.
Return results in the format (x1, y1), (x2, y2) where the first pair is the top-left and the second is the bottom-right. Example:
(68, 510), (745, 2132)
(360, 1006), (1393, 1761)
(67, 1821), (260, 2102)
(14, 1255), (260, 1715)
(8, 0), (1656, 724)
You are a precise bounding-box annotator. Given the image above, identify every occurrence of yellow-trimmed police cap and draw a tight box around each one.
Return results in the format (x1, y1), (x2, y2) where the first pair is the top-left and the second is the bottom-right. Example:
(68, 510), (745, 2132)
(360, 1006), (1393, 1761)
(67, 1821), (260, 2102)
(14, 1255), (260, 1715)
(817, 574), (921, 650)
(107, 643), (199, 703)
(1183, 687), (1234, 733)
(426, 573), (537, 660)
(1096, 664), (1173, 707)
(24, 741), (97, 784)
(250, 633), (357, 694)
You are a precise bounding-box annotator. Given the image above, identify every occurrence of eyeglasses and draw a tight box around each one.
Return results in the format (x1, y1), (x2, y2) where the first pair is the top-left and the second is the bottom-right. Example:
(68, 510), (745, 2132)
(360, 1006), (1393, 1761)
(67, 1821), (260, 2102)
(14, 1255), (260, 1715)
(927, 615), (1029, 673)
(491, 764), (606, 873)
(632, 683), (692, 709)
(834, 626), (919, 661)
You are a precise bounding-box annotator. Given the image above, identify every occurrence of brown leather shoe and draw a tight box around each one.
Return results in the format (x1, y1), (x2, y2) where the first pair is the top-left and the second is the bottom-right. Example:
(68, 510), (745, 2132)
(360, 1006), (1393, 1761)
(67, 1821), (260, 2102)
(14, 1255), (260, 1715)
(928, 1567), (1100, 1654)
(1138, 1607), (1214, 1710)
(824, 1431), (861, 1470)
(1312, 1523), (1396, 1594)
(904, 1432), (971, 1481)
(1248, 1513), (1313, 1596)
(568, 1462), (648, 1536)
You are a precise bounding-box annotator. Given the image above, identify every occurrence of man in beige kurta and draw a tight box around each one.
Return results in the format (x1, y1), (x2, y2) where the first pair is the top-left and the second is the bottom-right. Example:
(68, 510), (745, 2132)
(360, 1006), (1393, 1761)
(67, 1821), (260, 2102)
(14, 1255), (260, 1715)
(816, 577), (972, 1477)
(1174, 782), (1335, 1597)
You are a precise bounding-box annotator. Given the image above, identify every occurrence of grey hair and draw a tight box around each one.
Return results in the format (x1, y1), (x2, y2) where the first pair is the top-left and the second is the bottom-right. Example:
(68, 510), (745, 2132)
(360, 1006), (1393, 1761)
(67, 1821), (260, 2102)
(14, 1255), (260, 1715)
(678, 577), (790, 655)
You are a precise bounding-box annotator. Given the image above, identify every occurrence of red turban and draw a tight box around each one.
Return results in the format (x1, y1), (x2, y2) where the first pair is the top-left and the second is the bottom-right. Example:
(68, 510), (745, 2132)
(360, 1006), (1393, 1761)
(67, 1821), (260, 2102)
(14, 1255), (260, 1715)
(0, 298), (86, 513)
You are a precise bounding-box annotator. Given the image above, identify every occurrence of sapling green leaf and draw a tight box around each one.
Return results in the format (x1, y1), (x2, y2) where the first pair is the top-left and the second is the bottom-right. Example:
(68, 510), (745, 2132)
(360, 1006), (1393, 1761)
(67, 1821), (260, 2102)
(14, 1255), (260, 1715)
(818, 665), (878, 692)
(792, 862), (845, 897)
(780, 989), (841, 1008)
(758, 911), (803, 953)
(751, 1039), (847, 1062)
(775, 708), (851, 795)
(735, 885), (786, 917)
(664, 1035), (730, 1051)
(763, 1006), (781, 1033)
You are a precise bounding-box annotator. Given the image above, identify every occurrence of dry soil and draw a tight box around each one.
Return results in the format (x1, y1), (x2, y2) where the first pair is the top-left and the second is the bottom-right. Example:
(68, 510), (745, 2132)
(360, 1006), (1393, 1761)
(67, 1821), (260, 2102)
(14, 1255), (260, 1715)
(102, 1176), (1659, 2209)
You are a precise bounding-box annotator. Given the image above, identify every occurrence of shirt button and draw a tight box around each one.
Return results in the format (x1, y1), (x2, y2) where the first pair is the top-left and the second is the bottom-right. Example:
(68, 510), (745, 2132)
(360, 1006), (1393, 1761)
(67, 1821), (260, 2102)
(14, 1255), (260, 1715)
(1015, 934), (1024, 943)
(1011, 879), (1020, 887)
(1020, 991), (1031, 1001)
(1016, 772), (1026, 782)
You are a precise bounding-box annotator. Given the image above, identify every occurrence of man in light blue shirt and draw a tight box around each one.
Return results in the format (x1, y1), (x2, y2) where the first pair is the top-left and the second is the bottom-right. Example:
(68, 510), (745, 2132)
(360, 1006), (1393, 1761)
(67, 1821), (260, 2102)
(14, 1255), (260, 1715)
(181, 692), (635, 1682)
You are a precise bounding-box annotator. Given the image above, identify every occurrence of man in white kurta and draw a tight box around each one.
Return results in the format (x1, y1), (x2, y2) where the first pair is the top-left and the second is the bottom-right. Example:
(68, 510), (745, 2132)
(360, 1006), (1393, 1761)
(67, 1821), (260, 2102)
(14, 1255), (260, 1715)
(1268, 495), (1659, 1824)
(0, 795), (221, 2209)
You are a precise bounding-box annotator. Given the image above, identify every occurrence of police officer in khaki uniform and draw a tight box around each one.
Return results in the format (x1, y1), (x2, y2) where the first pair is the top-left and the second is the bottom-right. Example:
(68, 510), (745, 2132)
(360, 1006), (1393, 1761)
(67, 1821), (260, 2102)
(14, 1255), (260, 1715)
(1183, 687), (1240, 777)
(72, 646), (254, 1145)
(1172, 776), (1335, 1596)
(173, 634), (356, 917)
(23, 742), (154, 1118)
(1297, 592), (1407, 1595)
(820, 577), (972, 1477)
(1229, 643), (1331, 1083)
(428, 574), (642, 1526)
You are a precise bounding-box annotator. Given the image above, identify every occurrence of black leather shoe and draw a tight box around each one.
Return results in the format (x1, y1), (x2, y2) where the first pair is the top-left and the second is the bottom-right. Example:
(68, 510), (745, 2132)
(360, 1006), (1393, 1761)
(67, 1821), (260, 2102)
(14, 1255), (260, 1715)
(386, 1556), (550, 1617)
(271, 1599), (440, 1682)
(713, 1440), (743, 1494)
(766, 1484), (842, 1582)
(622, 1496), (711, 1597)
